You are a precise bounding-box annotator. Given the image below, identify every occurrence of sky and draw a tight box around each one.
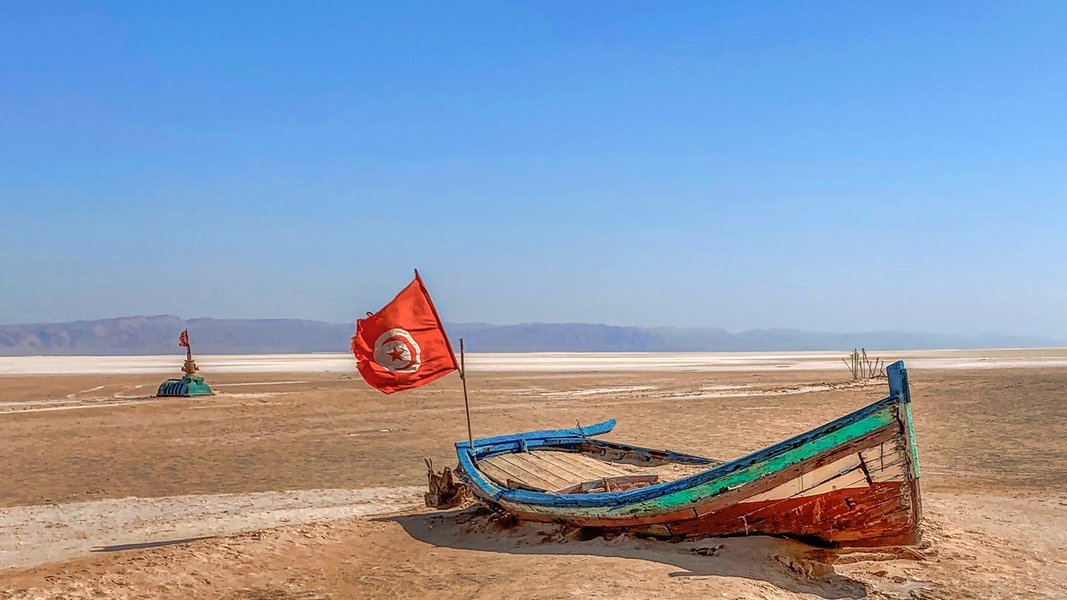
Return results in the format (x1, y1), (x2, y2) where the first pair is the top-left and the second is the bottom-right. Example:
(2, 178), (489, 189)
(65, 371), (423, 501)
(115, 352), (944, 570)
(1, 2), (1065, 337)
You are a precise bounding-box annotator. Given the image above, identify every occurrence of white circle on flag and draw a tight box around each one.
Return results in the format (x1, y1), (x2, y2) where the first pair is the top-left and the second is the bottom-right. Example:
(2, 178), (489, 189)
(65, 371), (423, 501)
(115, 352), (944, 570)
(373, 328), (422, 373)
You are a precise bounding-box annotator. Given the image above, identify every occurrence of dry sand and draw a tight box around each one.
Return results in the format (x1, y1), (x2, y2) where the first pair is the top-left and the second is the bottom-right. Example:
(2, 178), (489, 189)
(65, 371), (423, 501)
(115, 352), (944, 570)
(1, 350), (1066, 598)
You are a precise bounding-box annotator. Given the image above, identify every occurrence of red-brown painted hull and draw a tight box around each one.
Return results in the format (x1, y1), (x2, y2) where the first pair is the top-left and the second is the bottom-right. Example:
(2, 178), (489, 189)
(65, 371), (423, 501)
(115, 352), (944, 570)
(647, 480), (920, 546)
(489, 479), (920, 547)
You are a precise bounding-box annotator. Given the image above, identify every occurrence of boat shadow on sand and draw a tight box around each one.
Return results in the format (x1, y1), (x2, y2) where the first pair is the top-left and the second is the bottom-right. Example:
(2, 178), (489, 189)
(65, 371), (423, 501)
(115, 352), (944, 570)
(383, 506), (872, 599)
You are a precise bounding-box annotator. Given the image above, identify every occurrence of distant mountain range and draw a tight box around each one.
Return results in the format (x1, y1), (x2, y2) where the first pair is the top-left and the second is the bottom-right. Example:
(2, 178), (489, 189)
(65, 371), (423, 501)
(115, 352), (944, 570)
(0, 315), (1062, 356)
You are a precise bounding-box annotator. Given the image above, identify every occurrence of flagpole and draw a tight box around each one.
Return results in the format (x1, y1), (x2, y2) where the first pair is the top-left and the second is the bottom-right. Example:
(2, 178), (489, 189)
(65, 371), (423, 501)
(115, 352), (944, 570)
(412, 268), (473, 447)
(460, 337), (473, 448)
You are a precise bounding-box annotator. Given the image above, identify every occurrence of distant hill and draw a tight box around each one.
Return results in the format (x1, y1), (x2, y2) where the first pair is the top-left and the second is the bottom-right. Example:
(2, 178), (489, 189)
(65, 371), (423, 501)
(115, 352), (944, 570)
(0, 315), (1062, 356)
(448, 323), (1065, 352)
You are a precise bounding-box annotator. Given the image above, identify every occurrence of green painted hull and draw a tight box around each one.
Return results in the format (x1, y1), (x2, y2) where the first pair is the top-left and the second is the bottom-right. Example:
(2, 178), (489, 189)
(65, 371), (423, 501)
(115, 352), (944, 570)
(157, 375), (213, 397)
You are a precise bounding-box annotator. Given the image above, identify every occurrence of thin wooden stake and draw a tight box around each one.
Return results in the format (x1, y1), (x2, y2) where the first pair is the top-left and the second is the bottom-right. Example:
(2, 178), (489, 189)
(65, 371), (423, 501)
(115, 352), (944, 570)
(460, 337), (473, 448)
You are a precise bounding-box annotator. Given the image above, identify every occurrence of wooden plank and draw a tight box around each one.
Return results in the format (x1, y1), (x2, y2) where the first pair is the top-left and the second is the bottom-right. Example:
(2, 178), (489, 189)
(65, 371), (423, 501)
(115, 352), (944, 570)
(506, 479), (549, 493)
(860, 438), (908, 483)
(745, 459), (869, 503)
(531, 451), (625, 480)
(509, 453), (589, 487)
(539, 450), (628, 478)
(860, 438), (906, 469)
(480, 456), (559, 491)
(869, 460), (906, 483)
(526, 451), (600, 482)
(491, 454), (573, 490)
(744, 453), (863, 502)
(787, 464), (870, 498)
(476, 460), (525, 488)
(481, 449), (639, 493)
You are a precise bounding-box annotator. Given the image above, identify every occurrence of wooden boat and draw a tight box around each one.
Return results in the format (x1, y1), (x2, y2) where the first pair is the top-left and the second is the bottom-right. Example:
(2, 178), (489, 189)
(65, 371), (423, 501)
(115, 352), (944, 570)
(449, 360), (921, 547)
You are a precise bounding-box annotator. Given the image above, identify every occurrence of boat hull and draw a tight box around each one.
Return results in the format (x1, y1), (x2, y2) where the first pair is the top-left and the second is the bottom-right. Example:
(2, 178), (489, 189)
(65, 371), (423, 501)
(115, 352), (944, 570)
(454, 361), (922, 548)
(479, 420), (920, 547)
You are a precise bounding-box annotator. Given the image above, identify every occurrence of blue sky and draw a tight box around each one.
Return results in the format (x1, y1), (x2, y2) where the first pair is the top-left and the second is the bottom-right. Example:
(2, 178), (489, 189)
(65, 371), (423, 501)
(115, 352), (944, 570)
(2, 2), (1065, 337)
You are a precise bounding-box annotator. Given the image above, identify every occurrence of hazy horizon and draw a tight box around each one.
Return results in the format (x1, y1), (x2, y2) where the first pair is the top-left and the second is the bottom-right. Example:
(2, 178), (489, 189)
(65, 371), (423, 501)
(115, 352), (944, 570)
(2, 313), (1064, 344)
(3, 3), (1065, 338)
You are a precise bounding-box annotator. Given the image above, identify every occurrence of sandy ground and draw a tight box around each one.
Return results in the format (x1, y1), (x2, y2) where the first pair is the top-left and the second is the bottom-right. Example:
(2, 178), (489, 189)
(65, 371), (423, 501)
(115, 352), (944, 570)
(1, 350), (1066, 598)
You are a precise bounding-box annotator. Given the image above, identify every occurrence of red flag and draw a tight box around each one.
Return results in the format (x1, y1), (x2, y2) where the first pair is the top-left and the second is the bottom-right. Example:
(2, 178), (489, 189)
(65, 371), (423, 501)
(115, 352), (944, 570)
(351, 274), (459, 394)
(178, 329), (190, 348)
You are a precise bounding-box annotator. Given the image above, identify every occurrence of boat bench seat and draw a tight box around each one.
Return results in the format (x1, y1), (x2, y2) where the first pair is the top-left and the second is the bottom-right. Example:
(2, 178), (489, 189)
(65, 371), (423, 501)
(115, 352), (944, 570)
(477, 449), (659, 494)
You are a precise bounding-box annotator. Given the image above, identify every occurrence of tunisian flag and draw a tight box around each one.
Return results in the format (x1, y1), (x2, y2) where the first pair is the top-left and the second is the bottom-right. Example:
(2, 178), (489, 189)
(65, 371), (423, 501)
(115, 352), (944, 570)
(351, 273), (459, 394)
(178, 329), (190, 348)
